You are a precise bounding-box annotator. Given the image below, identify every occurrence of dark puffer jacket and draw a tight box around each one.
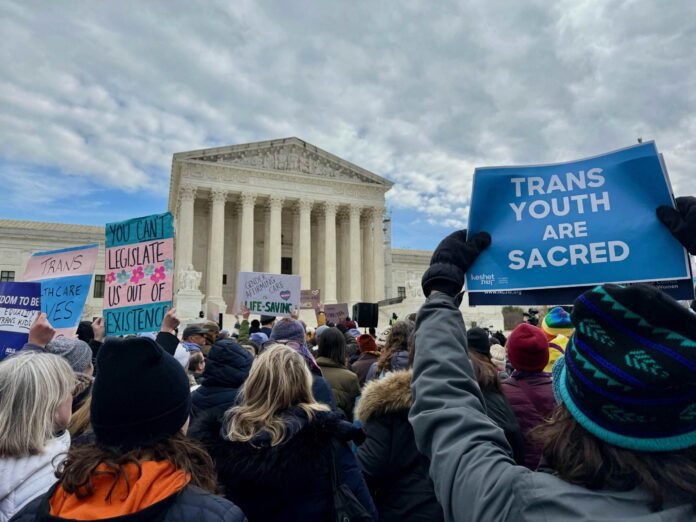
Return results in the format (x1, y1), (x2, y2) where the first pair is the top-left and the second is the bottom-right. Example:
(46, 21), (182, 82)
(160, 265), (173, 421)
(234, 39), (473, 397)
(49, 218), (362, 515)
(196, 408), (377, 522)
(316, 357), (360, 420)
(191, 339), (253, 420)
(501, 372), (556, 470)
(351, 352), (380, 386)
(10, 484), (245, 522)
(356, 370), (443, 522)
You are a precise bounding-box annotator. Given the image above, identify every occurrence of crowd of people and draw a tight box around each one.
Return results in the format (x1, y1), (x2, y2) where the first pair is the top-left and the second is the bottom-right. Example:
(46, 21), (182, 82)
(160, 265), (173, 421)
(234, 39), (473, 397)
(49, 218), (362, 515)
(1, 197), (696, 521)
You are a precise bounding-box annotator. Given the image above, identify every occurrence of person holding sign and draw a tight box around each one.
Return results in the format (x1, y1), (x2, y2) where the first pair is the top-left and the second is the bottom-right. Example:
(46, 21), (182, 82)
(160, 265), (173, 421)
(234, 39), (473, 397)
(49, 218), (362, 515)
(408, 197), (696, 521)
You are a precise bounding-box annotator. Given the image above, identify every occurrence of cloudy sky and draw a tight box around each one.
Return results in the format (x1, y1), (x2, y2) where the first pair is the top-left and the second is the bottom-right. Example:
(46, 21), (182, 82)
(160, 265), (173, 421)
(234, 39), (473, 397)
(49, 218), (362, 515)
(1, 1), (694, 250)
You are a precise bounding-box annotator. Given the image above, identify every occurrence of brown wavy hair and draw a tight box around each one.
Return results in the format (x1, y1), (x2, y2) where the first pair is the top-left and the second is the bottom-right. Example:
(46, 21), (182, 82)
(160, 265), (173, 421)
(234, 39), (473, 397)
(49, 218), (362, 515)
(532, 405), (696, 512)
(55, 432), (217, 499)
(376, 320), (414, 373)
(469, 351), (502, 392)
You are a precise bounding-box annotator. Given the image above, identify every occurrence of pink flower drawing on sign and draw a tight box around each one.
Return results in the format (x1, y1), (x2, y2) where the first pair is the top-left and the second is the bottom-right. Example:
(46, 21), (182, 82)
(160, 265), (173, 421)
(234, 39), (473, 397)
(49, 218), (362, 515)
(106, 272), (116, 284)
(151, 266), (166, 283)
(130, 266), (145, 284)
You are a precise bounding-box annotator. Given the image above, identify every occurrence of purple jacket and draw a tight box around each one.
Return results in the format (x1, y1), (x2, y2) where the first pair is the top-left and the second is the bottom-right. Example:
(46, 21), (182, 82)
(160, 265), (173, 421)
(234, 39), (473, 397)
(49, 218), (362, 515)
(501, 372), (556, 470)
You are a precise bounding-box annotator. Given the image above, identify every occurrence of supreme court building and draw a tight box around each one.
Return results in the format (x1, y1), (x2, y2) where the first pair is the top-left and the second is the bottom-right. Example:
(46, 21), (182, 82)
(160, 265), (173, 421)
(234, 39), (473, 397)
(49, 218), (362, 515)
(0, 137), (505, 330)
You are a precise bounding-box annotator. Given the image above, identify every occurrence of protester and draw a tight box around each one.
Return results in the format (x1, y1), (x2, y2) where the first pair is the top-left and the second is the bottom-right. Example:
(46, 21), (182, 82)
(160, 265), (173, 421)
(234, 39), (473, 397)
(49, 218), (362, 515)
(268, 317), (336, 408)
(259, 315), (275, 336)
(336, 323), (361, 365)
(541, 306), (574, 340)
(315, 327), (361, 421)
(351, 334), (381, 386)
(409, 213), (696, 520)
(12, 334), (245, 521)
(190, 338), (253, 421)
(76, 317), (105, 366)
(0, 352), (74, 520)
(187, 351), (206, 387)
(466, 327), (525, 465)
(356, 332), (443, 522)
(200, 320), (220, 356)
(544, 333), (568, 373)
(45, 336), (94, 411)
(196, 345), (376, 521)
(489, 343), (507, 374)
(365, 321), (413, 382)
(500, 323), (556, 469)
(182, 324), (207, 351)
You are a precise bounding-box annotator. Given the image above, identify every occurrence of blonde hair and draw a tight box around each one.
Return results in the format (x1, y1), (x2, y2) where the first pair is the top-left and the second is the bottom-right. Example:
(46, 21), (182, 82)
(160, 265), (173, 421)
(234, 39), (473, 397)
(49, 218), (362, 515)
(0, 352), (75, 457)
(225, 345), (329, 446)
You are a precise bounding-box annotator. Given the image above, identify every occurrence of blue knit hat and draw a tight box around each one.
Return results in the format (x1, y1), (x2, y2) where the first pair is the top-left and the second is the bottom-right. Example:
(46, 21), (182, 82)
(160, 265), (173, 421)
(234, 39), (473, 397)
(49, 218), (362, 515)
(557, 284), (696, 452)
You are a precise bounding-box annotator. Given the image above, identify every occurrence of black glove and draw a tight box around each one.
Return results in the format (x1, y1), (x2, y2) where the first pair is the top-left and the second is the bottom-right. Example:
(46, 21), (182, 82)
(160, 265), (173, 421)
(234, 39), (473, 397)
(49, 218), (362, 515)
(657, 196), (696, 255)
(421, 230), (491, 297)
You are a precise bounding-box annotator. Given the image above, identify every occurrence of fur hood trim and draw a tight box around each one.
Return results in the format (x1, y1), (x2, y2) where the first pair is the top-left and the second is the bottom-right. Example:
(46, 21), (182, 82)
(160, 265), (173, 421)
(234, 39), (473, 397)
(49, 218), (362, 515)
(356, 369), (412, 424)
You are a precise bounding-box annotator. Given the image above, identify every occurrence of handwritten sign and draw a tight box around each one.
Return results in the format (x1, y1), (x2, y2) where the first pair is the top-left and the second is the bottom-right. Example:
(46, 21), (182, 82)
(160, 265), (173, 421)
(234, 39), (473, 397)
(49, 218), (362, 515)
(466, 142), (690, 304)
(0, 282), (41, 360)
(236, 272), (301, 317)
(23, 244), (98, 338)
(104, 213), (174, 336)
(300, 289), (321, 310)
(324, 303), (349, 325)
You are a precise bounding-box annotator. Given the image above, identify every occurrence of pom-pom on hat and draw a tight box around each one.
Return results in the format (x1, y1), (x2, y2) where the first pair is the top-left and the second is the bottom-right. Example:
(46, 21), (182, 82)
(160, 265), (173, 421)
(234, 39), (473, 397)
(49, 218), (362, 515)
(506, 323), (549, 372)
(542, 307), (574, 340)
(91, 336), (191, 449)
(556, 284), (696, 452)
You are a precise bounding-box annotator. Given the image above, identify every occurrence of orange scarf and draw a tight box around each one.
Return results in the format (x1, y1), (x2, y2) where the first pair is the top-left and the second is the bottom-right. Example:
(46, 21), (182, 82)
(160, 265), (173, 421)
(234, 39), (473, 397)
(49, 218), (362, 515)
(49, 461), (190, 519)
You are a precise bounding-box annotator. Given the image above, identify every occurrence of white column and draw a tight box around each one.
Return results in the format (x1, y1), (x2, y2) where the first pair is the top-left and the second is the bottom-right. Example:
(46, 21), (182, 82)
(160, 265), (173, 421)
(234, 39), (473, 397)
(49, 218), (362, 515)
(298, 199), (312, 287)
(323, 202), (337, 304)
(175, 185), (196, 277)
(372, 207), (385, 301)
(267, 196), (283, 274)
(348, 204), (362, 304)
(239, 193), (257, 272)
(337, 209), (348, 302)
(362, 211), (374, 302)
(206, 189), (227, 314)
(316, 209), (325, 294)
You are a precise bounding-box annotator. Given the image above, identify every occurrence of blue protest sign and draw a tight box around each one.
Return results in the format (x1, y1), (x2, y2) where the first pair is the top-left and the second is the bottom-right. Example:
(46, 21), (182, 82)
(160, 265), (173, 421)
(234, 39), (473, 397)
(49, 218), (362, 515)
(0, 282), (41, 360)
(466, 142), (690, 302)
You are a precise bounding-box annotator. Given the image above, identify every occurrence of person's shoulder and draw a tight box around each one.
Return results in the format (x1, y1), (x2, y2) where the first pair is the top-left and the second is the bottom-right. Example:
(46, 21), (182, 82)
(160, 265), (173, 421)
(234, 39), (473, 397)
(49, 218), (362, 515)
(168, 485), (245, 521)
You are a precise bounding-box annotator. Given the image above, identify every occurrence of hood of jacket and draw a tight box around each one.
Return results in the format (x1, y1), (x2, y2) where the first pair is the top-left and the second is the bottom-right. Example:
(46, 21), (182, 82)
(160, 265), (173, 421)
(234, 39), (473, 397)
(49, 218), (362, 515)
(390, 350), (409, 372)
(200, 339), (252, 389)
(356, 370), (412, 424)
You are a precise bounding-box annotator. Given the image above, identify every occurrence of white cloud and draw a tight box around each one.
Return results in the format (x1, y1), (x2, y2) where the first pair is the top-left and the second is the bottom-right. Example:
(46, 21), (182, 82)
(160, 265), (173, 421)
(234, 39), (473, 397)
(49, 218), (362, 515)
(0, 0), (694, 239)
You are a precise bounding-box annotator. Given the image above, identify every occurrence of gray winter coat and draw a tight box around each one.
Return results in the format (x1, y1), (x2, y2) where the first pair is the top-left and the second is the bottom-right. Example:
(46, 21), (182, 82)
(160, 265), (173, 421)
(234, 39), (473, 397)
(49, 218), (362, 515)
(409, 291), (695, 522)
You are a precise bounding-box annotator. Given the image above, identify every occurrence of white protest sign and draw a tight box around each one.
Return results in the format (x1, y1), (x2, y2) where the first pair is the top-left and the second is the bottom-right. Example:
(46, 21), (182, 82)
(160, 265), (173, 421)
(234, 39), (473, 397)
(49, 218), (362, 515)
(236, 272), (301, 317)
(324, 303), (350, 325)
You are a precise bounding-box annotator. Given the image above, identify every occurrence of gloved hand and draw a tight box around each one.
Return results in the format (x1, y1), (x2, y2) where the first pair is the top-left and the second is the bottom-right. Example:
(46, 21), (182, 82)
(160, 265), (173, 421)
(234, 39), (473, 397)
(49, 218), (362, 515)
(657, 196), (696, 255)
(421, 230), (491, 297)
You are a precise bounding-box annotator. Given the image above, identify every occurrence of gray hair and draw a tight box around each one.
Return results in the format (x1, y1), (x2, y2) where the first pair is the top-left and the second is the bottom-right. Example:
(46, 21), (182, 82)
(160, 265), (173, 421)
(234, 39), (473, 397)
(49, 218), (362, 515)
(0, 352), (75, 457)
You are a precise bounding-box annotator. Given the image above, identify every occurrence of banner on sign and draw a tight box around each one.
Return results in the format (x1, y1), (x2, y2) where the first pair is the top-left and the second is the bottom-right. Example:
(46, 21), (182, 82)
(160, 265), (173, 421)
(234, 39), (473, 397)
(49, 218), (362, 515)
(104, 213), (174, 336)
(300, 289), (321, 310)
(0, 282), (41, 360)
(236, 272), (301, 317)
(22, 244), (98, 338)
(466, 142), (690, 304)
(324, 303), (349, 325)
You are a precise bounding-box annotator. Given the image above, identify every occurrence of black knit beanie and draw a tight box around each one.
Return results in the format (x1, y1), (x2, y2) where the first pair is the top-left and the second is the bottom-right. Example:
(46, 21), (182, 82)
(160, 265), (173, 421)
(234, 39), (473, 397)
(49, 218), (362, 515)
(466, 327), (491, 355)
(556, 284), (696, 451)
(91, 336), (191, 449)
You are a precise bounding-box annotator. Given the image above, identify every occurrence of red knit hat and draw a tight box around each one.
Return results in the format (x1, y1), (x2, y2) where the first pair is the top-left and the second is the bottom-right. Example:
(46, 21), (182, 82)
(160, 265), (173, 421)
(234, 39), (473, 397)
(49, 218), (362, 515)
(357, 334), (377, 353)
(506, 323), (549, 372)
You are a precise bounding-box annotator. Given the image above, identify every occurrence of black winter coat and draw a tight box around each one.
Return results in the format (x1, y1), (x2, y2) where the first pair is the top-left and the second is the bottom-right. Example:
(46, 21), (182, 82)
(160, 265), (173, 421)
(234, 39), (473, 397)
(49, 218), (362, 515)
(191, 339), (253, 420)
(195, 408), (377, 522)
(10, 484), (244, 522)
(355, 370), (444, 522)
(480, 388), (526, 466)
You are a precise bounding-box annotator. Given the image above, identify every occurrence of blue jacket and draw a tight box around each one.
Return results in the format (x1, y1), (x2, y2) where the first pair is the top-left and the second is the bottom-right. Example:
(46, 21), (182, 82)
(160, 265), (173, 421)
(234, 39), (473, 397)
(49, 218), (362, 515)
(191, 339), (253, 420)
(196, 408), (376, 521)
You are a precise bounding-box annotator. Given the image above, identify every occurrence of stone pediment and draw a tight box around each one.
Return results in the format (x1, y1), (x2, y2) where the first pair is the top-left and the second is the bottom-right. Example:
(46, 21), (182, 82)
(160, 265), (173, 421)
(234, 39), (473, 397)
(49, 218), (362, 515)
(176, 137), (392, 187)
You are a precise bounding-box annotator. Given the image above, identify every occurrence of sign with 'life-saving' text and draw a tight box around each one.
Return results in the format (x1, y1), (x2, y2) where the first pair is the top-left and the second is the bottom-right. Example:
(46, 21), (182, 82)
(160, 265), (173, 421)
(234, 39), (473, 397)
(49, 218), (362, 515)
(236, 272), (301, 317)
(22, 244), (98, 338)
(0, 282), (41, 360)
(104, 212), (174, 336)
(466, 142), (690, 301)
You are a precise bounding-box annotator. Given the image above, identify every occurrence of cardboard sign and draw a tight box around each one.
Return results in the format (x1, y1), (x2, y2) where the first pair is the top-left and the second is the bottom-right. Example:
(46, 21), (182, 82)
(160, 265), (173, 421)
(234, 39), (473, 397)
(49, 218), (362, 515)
(0, 282), (41, 359)
(236, 272), (301, 317)
(300, 289), (321, 310)
(467, 142), (690, 304)
(324, 303), (350, 325)
(104, 213), (174, 336)
(22, 244), (98, 338)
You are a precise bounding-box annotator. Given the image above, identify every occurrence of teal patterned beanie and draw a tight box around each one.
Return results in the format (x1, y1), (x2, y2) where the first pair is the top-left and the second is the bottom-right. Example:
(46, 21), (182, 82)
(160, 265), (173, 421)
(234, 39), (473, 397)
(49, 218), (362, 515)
(558, 284), (696, 452)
